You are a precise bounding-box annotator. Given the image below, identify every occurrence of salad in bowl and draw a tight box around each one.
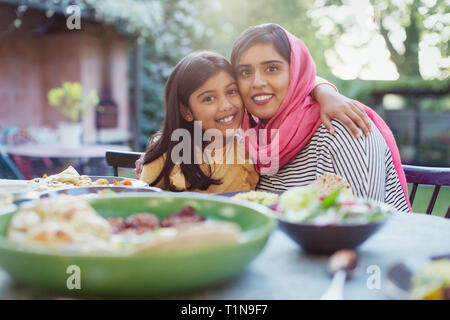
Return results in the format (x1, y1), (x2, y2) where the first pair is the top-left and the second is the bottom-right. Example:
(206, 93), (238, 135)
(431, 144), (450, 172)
(273, 185), (393, 254)
(276, 185), (392, 225)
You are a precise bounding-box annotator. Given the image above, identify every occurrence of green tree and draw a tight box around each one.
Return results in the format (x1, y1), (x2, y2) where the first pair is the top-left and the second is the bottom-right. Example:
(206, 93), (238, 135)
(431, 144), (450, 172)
(196, 0), (329, 74)
(312, 0), (449, 79)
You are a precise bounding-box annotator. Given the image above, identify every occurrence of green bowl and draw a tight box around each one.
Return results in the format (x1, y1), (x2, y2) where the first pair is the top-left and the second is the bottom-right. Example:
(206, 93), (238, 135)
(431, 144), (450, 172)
(0, 193), (276, 297)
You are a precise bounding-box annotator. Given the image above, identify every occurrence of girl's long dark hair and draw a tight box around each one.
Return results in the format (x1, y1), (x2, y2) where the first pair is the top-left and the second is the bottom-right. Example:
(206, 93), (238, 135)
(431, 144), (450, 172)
(143, 51), (235, 191)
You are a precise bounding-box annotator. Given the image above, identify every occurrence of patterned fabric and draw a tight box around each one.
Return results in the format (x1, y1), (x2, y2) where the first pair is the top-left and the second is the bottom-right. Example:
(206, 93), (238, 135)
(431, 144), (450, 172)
(257, 120), (410, 213)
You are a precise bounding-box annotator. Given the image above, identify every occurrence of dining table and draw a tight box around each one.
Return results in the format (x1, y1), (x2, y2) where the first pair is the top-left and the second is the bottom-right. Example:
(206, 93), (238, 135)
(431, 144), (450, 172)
(0, 211), (448, 300)
(2, 143), (131, 177)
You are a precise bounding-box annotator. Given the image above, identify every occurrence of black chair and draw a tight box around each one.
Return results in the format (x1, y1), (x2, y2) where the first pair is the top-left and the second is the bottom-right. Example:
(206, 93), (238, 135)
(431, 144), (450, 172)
(402, 165), (450, 218)
(0, 149), (24, 179)
(105, 150), (144, 177)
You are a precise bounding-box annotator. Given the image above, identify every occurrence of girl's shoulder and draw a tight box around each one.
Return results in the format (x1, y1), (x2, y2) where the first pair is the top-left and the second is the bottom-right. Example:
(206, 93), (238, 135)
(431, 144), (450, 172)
(140, 153), (167, 186)
(141, 153), (189, 191)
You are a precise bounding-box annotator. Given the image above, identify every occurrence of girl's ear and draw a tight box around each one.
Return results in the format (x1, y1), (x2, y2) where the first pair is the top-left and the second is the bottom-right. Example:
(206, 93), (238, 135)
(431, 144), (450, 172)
(179, 103), (194, 122)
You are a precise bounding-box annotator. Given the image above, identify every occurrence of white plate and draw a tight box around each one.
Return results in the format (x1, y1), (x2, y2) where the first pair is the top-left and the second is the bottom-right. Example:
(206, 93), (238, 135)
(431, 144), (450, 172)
(0, 204), (17, 216)
(0, 179), (37, 194)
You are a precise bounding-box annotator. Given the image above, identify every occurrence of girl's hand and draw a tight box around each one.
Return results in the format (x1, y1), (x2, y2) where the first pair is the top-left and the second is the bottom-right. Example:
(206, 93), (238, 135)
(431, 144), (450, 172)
(313, 84), (372, 138)
(134, 155), (144, 179)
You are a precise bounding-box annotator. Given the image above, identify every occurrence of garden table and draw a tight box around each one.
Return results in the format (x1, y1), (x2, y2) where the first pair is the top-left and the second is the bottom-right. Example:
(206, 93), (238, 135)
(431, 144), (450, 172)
(3, 143), (131, 176)
(0, 212), (448, 300)
(4, 144), (130, 160)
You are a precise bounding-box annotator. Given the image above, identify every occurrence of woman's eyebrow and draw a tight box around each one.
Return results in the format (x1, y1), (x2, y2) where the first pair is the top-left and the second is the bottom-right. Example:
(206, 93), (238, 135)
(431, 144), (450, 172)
(260, 59), (284, 65)
(235, 63), (251, 69)
(236, 60), (284, 69)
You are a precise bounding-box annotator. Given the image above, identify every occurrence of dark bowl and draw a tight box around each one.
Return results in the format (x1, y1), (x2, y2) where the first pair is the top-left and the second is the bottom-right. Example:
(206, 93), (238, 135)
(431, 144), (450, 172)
(278, 219), (386, 255)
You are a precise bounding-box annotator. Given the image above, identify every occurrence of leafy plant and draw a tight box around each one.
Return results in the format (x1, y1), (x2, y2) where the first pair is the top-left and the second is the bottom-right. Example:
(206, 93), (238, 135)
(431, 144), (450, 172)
(48, 82), (99, 122)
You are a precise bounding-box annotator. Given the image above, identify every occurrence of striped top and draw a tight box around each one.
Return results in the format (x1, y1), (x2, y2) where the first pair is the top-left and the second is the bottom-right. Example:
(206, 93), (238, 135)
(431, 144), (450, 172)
(257, 120), (410, 213)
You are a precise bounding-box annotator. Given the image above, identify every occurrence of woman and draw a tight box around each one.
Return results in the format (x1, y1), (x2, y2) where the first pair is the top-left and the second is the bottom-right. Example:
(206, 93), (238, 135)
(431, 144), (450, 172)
(230, 23), (411, 212)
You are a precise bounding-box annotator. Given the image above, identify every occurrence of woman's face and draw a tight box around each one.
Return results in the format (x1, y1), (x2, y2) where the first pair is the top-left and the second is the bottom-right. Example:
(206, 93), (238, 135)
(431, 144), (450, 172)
(235, 43), (290, 122)
(185, 70), (244, 137)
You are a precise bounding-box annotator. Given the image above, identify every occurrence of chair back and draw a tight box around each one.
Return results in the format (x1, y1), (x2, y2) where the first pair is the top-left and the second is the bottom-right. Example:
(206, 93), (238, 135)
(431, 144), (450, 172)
(105, 150), (144, 177)
(402, 165), (450, 218)
(0, 148), (24, 179)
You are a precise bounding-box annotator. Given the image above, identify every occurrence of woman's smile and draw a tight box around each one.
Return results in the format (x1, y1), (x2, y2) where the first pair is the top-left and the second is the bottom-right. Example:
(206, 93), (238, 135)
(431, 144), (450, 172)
(251, 93), (274, 105)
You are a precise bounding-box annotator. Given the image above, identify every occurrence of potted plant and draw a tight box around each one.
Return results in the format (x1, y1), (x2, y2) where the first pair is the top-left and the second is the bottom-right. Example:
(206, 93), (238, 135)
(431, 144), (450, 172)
(48, 82), (99, 148)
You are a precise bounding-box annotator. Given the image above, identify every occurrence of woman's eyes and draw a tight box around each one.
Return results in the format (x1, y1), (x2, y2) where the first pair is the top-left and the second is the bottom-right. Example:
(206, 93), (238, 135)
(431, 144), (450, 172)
(203, 96), (216, 102)
(266, 65), (278, 72)
(227, 89), (238, 95)
(238, 65), (279, 77)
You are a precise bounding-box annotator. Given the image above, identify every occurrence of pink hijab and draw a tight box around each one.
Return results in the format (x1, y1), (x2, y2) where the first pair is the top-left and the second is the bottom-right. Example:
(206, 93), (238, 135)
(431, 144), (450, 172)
(241, 27), (412, 212)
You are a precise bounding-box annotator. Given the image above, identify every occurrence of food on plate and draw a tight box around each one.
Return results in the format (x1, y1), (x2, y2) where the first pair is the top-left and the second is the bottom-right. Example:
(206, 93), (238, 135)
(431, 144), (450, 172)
(6, 195), (241, 254)
(160, 205), (205, 227)
(108, 213), (161, 235)
(229, 174), (351, 208)
(121, 179), (133, 186)
(410, 258), (450, 300)
(8, 195), (113, 252)
(309, 173), (352, 196)
(29, 166), (143, 191)
(276, 185), (391, 225)
(130, 221), (241, 253)
(231, 191), (279, 207)
(93, 178), (109, 185)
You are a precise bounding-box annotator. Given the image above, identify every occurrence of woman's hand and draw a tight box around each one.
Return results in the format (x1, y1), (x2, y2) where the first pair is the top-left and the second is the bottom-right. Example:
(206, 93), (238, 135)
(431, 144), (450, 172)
(134, 155), (144, 179)
(313, 84), (372, 138)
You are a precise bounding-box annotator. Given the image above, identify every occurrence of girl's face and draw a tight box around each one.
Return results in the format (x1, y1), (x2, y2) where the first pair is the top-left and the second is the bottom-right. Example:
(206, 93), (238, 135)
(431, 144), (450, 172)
(184, 70), (244, 137)
(235, 43), (290, 122)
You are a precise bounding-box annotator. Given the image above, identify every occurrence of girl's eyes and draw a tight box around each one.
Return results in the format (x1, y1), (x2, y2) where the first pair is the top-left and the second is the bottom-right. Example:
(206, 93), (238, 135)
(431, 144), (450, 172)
(202, 89), (238, 102)
(203, 96), (216, 103)
(239, 69), (251, 77)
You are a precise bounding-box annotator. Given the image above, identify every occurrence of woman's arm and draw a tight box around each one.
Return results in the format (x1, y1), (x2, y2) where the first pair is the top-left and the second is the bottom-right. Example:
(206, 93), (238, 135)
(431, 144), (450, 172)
(311, 77), (372, 138)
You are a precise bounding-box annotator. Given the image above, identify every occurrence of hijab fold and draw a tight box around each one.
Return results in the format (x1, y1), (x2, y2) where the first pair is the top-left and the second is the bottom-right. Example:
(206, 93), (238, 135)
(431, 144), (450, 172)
(242, 26), (412, 212)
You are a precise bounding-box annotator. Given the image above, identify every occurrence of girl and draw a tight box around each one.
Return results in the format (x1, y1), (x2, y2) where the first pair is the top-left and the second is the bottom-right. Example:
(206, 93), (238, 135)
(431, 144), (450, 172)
(139, 51), (371, 193)
(230, 23), (411, 212)
(140, 51), (257, 192)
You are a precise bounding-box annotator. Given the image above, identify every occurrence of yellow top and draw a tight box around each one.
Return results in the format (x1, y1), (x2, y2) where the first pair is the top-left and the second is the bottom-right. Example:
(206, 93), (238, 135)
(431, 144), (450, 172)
(140, 138), (259, 193)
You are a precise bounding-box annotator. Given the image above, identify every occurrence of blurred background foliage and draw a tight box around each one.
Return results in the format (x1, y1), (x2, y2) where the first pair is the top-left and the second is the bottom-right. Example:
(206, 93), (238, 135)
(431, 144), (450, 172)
(11, 0), (450, 164)
(125, 0), (449, 166)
